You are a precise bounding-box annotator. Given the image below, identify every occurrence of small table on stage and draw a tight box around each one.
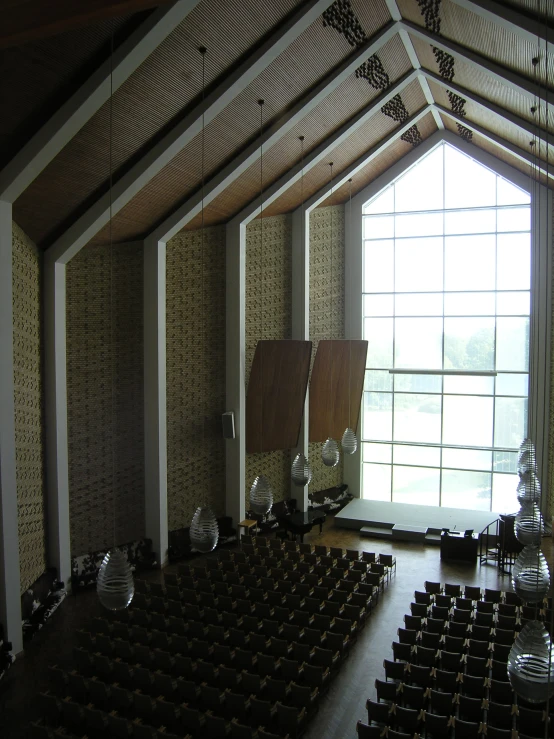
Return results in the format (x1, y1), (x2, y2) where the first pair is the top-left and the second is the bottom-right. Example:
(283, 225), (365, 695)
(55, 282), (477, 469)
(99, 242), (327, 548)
(280, 509), (326, 542)
(440, 530), (479, 563)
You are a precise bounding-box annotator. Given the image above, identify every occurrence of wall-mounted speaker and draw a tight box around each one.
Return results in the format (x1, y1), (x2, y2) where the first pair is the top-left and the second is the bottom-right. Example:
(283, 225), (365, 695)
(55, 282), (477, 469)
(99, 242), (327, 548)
(222, 411), (235, 439)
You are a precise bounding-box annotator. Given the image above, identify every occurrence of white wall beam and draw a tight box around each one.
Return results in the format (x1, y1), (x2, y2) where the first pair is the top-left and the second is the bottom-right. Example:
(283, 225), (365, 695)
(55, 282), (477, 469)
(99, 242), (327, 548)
(0, 0), (201, 203)
(43, 254), (72, 587)
(225, 221), (246, 527)
(143, 238), (168, 566)
(0, 201), (22, 654)
(149, 21), (399, 242)
(47, 0), (335, 264)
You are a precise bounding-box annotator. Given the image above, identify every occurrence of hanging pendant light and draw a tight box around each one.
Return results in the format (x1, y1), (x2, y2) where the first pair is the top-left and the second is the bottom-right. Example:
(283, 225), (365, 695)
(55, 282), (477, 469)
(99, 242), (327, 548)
(512, 545), (550, 602)
(250, 475), (273, 515)
(508, 620), (554, 703)
(517, 470), (541, 505)
(514, 501), (544, 545)
(97, 24), (134, 610)
(190, 507), (219, 553)
(322, 438), (340, 467)
(341, 427), (357, 455)
(290, 135), (313, 487)
(518, 448), (537, 474)
(342, 180), (358, 456)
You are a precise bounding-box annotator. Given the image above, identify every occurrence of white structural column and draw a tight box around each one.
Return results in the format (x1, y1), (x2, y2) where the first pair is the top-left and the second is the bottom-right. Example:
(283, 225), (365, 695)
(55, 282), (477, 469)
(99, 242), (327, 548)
(225, 221), (246, 527)
(290, 207), (310, 511)
(143, 238), (168, 566)
(0, 201), (22, 653)
(44, 253), (72, 587)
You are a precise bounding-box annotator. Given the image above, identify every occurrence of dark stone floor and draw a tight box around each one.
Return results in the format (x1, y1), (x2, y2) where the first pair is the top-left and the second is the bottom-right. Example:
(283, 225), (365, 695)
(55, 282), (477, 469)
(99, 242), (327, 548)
(2, 513), (551, 739)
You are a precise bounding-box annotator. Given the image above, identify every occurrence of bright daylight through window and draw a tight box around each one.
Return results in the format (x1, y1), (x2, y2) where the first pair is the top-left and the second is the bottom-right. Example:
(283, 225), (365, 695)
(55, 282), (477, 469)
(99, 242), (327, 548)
(361, 142), (531, 514)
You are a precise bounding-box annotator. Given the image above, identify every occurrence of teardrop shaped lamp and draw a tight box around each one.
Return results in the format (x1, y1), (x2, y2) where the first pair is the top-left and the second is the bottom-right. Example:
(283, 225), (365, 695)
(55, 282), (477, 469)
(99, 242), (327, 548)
(291, 453), (312, 486)
(517, 471), (541, 505)
(250, 475), (273, 516)
(97, 549), (135, 611)
(341, 428), (358, 455)
(190, 507), (219, 553)
(512, 545), (550, 602)
(508, 620), (554, 703)
(517, 448), (537, 475)
(322, 438), (340, 467)
(514, 502), (544, 546)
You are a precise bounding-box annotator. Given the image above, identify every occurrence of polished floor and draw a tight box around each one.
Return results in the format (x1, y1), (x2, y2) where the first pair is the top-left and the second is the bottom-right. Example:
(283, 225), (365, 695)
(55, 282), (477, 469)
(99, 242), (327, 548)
(2, 513), (552, 739)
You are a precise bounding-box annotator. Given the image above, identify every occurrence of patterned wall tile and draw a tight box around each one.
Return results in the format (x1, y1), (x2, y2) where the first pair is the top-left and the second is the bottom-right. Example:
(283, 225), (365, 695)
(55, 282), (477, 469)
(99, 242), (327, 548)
(66, 243), (145, 557)
(12, 222), (47, 592)
(166, 226), (226, 530)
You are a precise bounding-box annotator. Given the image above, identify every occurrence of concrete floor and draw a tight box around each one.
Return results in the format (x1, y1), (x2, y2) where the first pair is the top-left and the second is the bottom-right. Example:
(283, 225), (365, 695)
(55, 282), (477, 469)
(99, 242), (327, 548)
(2, 512), (551, 739)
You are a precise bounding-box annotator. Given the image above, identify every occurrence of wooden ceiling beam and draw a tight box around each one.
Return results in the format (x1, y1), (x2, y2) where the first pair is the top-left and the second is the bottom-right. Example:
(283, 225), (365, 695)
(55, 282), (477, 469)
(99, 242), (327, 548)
(449, 0), (554, 57)
(47, 0), (336, 263)
(0, 0), (174, 48)
(436, 104), (554, 179)
(401, 19), (554, 109)
(150, 21), (399, 242)
(0, 0), (201, 203)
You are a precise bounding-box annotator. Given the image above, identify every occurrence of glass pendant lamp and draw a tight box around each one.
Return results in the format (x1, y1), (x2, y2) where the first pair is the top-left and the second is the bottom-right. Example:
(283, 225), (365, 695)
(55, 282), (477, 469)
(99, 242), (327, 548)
(292, 452), (312, 486)
(508, 620), (554, 703)
(97, 549), (135, 611)
(517, 471), (541, 505)
(341, 185), (358, 456)
(250, 475), (273, 515)
(512, 545), (550, 602)
(341, 427), (357, 455)
(514, 501), (544, 546)
(190, 506), (219, 553)
(322, 437), (340, 467)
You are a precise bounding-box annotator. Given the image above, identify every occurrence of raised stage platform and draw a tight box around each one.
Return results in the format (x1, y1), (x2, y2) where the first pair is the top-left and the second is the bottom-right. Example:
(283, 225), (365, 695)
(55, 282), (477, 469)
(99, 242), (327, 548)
(335, 498), (500, 545)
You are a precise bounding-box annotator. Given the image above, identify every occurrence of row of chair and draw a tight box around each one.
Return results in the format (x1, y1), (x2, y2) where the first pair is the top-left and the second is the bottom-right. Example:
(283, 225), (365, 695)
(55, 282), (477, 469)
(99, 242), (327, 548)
(357, 716), (547, 739)
(411, 595), (548, 631)
(422, 582), (551, 611)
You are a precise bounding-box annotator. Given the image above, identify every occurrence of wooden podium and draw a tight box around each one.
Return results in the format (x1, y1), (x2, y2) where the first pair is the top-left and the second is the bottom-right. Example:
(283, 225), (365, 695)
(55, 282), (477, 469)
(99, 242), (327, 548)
(440, 530), (479, 563)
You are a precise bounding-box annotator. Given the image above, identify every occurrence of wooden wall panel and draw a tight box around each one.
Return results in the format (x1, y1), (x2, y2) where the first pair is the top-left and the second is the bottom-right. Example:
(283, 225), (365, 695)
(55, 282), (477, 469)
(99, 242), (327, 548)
(246, 340), (312, 453)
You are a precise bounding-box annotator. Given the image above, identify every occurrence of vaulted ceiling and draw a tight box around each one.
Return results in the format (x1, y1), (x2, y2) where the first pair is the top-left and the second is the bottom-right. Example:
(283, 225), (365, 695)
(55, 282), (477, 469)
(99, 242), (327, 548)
(2, 0), (553, 250)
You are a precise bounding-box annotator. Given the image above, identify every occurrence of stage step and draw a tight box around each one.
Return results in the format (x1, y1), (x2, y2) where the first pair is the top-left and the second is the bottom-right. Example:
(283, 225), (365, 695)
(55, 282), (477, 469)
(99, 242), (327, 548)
(392, 524), (428, 542)
(424, 532), (442, 545)
(360, 525), (393, 539)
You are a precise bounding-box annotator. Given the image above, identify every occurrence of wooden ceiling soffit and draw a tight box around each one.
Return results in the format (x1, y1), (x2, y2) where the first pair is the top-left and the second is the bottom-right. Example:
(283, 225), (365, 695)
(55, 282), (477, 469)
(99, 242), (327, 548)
(246, 340), (312, 453)
(309, 339), (368, 443)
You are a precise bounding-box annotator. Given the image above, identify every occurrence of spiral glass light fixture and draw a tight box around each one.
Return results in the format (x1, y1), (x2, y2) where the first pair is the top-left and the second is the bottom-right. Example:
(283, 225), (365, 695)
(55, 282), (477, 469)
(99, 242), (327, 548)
(250, 475), (273, 515)
(322, 437), (340, 467)
(508, 620), (554, 703)
(341, 182), (358, 456)
(292, 452), (312, 486)
(341, 427), (357, 455)
(515, 502), (544, 546)
(97, 549), (135, 611)
(190, 507), (219, 553)
(512, 544), (550, 602)
(517, 470), (541, 505)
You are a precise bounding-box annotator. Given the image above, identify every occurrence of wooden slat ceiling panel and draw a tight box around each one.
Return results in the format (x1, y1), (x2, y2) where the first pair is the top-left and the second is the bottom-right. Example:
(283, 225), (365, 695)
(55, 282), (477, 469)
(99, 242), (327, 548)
(399, 0), (554, 90)
(441, 113), (549, 185)
(320, 110), (438, 207)
(85, 31), (412, 246)
(13, 0), (303, 246)
(0, 13), (144, 169)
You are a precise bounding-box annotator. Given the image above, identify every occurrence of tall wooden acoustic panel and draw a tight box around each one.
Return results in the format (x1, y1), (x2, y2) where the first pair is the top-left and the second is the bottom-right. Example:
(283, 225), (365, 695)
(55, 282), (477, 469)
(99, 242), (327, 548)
(309, 340), (368, 443)
(246, 340), (312, 453)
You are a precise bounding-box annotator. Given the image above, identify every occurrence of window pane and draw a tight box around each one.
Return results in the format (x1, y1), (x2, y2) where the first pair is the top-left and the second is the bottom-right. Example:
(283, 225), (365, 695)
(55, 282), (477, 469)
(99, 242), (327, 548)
(364, 318), (393, 368)
(443, 375), (494, 395)
(444, 235), (496, 291)
(395, 212), (443, 237)
(364, 294), (394, 317)
(497, 233), (530, 290)
(496, 291), (530, 315)
(362, 463), (391, 500)
(441, 469), (492, 511)
(444, 292), (495, 316)
(442, 448), (491, 471)
(364, 215), (394, 239)
(443, 395), (493, 447)
(394, 394), (442, 443)
(395, 317), (443, 369)
(395, 237), (444, 292)
(496, 373), (528, 396)
(444, 145), (496, 209)
(497, 207), (530, 232)
(394, 373), (442, 393)
(395, 146), (444, 212)
(395, 293), (443, 316)
(364, 392), (392, 440)
(444, 317), (495, 371)
(493, 451), (518, 473)
(445, 209), (496, 235)
(492, 472), (519, 513)
(496, 317), (529, 371)
(393, 466), (440, 506)
(497, 177), (530, 206)
(494, 397), (527, 449)
(363, 443), (392, 463)
(394, 445), (441, 467)
(365, 370), (392, 391)
(364, 240), (394, 292)
(364, 186), (394, 215)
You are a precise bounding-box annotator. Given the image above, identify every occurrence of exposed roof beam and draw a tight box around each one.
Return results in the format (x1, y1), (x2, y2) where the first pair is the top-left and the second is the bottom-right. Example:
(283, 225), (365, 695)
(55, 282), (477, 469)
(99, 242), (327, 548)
(436, 103), (554, 179)
(420, 69), (554, 148)
(303, 107), (431, 211)
(47, 0), (335, 262)
(0, 0), (201, 202)
(230, 69), (421, 226)
(400, 19), (554, 108)
(0, 0), (175, 48)
(449, 0), (554, 56)
(150, 21), (399, 242)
